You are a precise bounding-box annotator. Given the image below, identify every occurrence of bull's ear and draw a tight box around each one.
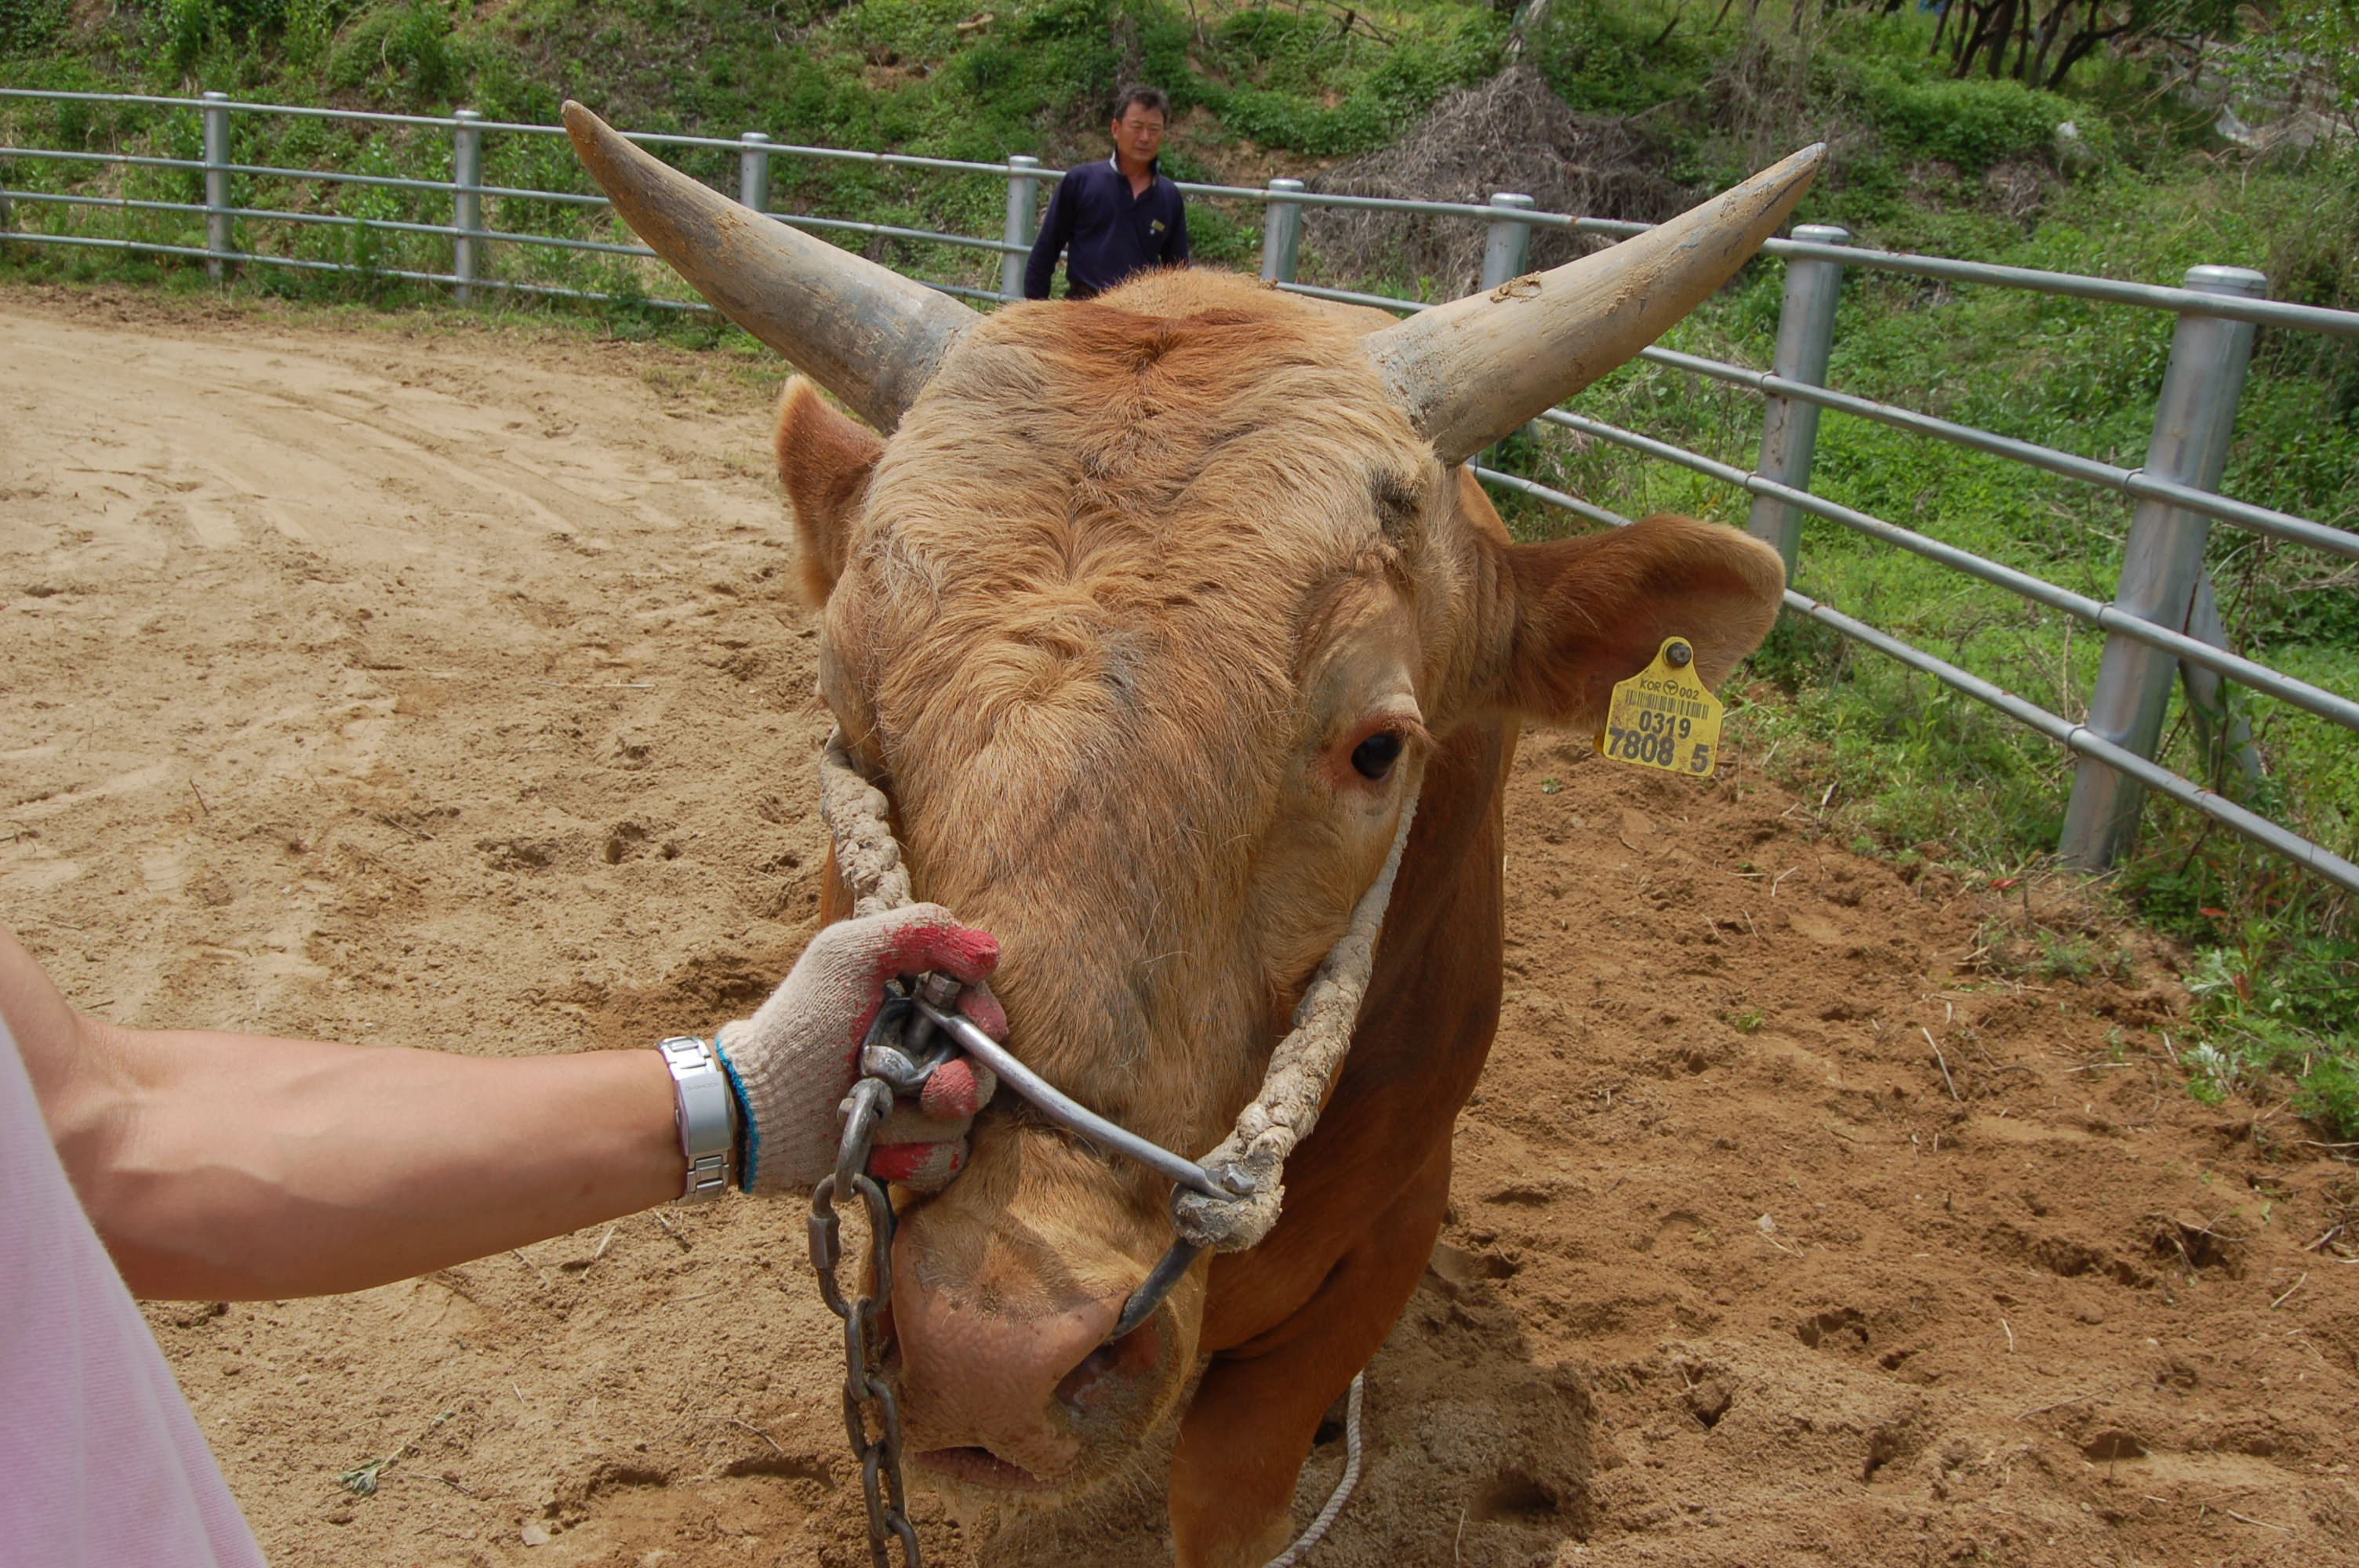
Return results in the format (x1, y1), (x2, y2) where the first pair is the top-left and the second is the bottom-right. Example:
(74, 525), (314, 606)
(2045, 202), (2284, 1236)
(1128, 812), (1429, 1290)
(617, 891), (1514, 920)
(1491, 515), (1786, 729)
(775, 376), (884, 606)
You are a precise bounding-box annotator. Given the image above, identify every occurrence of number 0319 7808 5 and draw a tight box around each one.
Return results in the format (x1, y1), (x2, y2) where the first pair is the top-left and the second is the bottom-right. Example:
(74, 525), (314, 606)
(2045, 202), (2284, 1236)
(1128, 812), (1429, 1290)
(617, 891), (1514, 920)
(1601, 704), (1714, 775)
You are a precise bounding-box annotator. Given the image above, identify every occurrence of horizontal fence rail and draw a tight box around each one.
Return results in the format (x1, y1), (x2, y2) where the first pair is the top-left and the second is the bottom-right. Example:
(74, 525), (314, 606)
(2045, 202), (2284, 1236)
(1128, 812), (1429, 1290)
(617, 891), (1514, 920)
(1473, 466), (2359, 895)
(13, 87), (2359, 332)
(4, 87), (2355, 895)
(1543, 409), (2359, 735)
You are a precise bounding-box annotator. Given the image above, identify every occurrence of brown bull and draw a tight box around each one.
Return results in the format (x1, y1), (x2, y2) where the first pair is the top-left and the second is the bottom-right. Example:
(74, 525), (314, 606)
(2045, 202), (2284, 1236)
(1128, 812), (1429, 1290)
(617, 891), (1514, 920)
(566, 105), (1816, 1566)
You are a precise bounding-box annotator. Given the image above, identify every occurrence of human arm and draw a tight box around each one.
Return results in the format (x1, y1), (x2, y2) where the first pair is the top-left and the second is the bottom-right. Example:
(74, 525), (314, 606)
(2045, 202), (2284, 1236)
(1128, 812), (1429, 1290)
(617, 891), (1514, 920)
(1168, 193), (1190, 265)
(3, 922), (680, 1300)
(1023, 176), (1073, 299)
(2, 908), (997, 1301)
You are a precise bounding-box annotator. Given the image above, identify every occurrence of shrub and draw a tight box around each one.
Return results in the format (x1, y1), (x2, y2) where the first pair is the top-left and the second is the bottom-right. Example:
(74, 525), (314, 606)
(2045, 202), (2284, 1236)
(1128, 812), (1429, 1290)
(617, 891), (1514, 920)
(1858, 68), (2077, 172)
(2293, 1055), (2359, 1142)
(1198, 10), (1505, 156)
(2181, 930), (2359, 1135)
(149, 0), (342, 74)
(1528, 0), (1699, 115)
(329, 0), (468, 102)
(158, 0), (224, 74)
(0, 0), (67, 56)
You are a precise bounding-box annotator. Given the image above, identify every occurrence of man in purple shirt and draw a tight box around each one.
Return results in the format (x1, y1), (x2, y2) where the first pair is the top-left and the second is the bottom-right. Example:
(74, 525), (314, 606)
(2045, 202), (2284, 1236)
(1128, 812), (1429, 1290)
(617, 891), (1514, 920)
(1023, 85), (1191, 301)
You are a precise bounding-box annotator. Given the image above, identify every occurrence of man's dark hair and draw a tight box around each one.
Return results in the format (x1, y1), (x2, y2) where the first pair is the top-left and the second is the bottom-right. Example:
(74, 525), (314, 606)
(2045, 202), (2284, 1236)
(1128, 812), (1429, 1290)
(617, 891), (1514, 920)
(1111, 84), (1169, 122)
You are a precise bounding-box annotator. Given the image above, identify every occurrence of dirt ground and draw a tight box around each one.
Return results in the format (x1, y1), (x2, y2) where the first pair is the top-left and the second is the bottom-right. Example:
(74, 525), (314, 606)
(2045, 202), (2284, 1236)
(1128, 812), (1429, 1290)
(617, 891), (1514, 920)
(5, 284), (2356, 1568)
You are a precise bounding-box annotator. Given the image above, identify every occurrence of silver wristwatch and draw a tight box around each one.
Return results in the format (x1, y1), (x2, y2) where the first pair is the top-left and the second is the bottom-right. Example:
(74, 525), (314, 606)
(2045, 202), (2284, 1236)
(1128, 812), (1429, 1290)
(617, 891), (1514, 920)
(656, 1036), (737, 1203)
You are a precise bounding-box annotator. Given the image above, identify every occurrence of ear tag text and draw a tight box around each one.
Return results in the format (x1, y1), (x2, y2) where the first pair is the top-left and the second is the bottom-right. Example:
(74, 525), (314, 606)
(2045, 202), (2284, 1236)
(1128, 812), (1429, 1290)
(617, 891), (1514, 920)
(1595, 637), (1725, 779)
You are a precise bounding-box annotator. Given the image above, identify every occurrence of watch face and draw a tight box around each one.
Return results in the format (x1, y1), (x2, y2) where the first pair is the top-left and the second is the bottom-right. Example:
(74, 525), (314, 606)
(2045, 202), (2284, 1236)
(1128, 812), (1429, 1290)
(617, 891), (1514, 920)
(663, 1040), (736, 1201)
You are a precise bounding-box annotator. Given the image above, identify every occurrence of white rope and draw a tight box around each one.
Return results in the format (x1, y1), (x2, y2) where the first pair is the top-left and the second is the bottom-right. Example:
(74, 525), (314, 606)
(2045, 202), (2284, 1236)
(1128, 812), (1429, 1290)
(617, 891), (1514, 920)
(1170, 783), (1419, 1253)
(1263, 1372), (1365, 1568)
(816, 731), (912, 916)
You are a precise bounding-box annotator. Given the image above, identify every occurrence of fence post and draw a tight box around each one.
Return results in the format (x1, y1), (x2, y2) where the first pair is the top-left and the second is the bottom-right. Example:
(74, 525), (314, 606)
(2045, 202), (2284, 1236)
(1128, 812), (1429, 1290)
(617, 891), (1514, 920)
(1479, 191), (1536, 291)
(202, 91), (232, 280)
(1001, 154), (1041, 302)
(2179, 571), (2266, 788)
(2060, 264), (2269, 869)
(452, 109), (483, 304)
(739, 131), (772, 213)
(1744, 224), (1850, 579)
(1259, 176), (1304, 284)
(1478, 194), (1537, 460)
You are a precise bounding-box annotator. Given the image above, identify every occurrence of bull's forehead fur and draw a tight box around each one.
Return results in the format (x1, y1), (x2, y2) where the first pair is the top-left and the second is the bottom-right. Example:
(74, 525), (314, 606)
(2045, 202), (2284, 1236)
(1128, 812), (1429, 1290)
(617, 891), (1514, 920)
(822, 272), (1461, 1138)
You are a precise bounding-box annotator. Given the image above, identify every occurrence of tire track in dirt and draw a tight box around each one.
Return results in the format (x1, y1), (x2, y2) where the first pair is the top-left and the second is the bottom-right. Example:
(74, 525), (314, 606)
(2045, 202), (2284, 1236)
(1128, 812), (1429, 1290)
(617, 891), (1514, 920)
(11, 321), (667, 552)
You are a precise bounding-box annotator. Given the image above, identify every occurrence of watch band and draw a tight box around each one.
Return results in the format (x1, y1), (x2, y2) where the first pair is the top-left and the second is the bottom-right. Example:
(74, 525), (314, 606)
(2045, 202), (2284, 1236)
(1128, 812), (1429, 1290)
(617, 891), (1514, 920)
(656, 1036), (736, 1204)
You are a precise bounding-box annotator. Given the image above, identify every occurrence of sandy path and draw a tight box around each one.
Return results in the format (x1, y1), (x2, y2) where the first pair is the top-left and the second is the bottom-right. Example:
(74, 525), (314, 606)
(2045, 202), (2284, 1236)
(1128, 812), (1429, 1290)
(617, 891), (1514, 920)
(4, 285), (2354, 1568)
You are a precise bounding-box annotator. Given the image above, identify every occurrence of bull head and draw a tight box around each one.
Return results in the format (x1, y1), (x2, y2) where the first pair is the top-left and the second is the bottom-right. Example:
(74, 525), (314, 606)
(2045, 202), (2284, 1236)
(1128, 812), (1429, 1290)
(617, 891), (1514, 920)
(567, 101), (1811, 1563)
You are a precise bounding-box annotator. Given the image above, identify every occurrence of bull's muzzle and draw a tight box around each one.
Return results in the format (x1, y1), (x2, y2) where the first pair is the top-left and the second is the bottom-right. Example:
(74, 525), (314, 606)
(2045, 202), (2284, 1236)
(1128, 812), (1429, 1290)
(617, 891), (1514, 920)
(890, 1269), (1165, 1486)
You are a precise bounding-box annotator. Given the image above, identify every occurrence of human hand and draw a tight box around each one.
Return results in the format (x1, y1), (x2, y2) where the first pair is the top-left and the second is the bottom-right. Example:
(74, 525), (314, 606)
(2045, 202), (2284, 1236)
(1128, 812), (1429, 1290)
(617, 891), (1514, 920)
(716, 904), (1003, 1194)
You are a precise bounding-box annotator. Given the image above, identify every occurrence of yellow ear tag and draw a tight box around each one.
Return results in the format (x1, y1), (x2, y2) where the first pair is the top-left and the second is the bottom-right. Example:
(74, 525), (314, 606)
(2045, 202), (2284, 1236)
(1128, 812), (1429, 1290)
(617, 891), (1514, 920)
(1595, 637), (1725, 779)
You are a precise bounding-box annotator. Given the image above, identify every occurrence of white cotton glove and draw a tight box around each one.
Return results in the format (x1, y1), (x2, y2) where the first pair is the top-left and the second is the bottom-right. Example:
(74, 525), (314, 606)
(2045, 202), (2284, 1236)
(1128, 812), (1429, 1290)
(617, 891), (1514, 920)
(715, 904), (1004, 1194)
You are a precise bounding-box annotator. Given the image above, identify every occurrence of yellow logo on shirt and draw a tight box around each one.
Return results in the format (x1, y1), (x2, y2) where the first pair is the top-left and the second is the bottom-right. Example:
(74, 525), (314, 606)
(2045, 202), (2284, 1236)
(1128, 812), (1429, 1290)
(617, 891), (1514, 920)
(1150, 220), (1165, 234)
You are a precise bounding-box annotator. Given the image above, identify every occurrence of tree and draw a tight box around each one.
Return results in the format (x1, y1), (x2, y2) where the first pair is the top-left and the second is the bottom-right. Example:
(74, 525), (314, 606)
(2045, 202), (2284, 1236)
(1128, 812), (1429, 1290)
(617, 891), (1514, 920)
(1932, 0), (2240, 90)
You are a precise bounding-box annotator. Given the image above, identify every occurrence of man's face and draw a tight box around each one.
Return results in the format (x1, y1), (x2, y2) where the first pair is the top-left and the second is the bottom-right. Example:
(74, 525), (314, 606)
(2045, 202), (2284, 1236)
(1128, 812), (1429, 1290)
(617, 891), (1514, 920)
(1112, 105), (1166, 167)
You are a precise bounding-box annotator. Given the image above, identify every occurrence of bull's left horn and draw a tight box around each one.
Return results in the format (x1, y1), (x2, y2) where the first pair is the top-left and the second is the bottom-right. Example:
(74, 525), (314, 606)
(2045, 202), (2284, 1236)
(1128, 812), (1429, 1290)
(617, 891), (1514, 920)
(563, 101), (973, 433)
(1365, 144), (1826, 467)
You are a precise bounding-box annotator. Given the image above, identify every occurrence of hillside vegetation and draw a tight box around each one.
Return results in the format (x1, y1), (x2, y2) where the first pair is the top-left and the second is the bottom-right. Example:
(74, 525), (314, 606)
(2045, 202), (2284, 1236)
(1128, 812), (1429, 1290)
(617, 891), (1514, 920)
(4, 0), (2356, 1130)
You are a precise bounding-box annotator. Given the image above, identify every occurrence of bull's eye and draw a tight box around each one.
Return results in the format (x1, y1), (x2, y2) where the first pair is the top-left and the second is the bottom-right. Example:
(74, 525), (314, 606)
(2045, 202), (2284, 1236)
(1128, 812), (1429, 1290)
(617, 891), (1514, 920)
(1350, 731), (1404, 781)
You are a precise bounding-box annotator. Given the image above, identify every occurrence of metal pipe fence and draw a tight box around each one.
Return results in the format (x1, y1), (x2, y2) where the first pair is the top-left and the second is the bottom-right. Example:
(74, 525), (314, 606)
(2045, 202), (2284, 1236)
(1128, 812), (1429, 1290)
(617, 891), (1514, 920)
(4, 87), (2356, 895)
(1474, 466), (2359, 893)
(0, 87), (1045, 308)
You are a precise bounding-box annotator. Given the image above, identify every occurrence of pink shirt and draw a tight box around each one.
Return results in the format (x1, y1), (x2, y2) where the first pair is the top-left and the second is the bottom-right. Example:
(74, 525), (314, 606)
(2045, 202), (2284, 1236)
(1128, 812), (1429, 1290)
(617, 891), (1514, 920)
(1, 1017), (268, 1567)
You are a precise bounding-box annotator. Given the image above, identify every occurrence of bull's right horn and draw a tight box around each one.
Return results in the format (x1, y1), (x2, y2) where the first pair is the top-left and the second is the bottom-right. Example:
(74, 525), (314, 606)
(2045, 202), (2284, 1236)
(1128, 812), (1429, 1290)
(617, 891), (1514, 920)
(563, 101), (975, 434)
(1365, 144), (1826, 467)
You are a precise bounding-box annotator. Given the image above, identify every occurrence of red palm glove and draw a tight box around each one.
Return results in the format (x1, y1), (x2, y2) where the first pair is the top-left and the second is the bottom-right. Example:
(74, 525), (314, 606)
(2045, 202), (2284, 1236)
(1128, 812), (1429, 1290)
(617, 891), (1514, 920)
(715, 905), (1005, 1193)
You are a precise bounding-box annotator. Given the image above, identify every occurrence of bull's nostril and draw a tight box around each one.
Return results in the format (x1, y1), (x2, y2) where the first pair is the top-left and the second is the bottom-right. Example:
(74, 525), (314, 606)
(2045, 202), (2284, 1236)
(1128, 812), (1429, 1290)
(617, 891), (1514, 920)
(1052, 1320), (1157, 1414)
(1054, 1345), (1116, 1410)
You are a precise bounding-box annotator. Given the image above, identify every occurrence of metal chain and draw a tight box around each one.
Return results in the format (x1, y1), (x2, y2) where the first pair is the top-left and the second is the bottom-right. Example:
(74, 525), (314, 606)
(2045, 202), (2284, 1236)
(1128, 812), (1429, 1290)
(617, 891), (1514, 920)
(809, 996), (926, 1568)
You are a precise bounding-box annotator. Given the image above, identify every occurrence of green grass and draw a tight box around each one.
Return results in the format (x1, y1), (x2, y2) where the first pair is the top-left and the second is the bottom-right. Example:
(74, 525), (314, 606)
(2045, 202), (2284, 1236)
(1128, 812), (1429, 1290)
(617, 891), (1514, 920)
(2183, 931), (2359, 1138)
(5, 0), (2356, 1130)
